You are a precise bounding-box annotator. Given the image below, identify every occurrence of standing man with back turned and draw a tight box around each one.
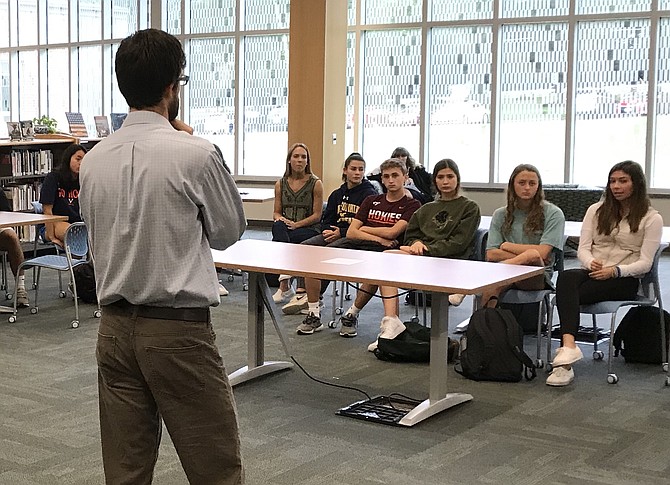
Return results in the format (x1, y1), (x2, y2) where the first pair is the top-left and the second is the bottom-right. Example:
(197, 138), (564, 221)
(79, 28), (245, 484)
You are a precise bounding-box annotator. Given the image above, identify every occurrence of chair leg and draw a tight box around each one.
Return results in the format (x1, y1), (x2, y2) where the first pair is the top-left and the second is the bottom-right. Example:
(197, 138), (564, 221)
(607, 312), (618, 383)
(34, 267), (41, 309)
(592, 314), (599, 353)
(68, 268), (80, 328)
(536, 299), (545, 367)
(546, 299), (555, 369)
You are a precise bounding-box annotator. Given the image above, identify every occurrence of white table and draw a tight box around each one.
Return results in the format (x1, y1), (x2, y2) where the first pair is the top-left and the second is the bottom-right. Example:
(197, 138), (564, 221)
(212, 239), (543, 426)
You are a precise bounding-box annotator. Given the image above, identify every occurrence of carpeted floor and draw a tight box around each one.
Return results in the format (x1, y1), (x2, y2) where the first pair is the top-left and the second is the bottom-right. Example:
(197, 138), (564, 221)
(1, 230), (670, 484)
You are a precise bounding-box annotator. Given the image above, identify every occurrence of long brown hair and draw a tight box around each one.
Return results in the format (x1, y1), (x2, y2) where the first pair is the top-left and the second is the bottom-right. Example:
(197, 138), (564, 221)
(502, 164), (545, 237)
(596, 160), (649, 235)
(283, 142), (312, 177)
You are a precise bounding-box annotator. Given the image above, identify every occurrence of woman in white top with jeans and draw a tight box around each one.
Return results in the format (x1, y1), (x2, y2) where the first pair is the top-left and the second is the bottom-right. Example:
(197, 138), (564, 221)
(547, 161), (663, 386)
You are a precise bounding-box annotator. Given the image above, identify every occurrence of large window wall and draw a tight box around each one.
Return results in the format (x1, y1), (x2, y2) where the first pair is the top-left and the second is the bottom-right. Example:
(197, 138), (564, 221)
(347, 0), (670, 188)
(0, 0), (148, 137)
(1, 0), (669, 189)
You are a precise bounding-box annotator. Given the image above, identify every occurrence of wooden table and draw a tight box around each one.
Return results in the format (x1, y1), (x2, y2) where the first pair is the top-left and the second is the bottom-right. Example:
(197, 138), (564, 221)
(0, 212), (68, 228)
(0, 212), (69, 312)
(212, 239), (543, 426)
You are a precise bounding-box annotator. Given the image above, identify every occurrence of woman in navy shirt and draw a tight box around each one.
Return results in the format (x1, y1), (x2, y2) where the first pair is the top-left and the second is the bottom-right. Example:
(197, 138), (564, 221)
(39, 143), (86, 247)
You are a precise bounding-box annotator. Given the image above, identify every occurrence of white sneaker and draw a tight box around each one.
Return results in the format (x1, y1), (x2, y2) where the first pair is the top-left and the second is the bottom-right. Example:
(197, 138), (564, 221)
(272, 287), (295, 304)
(448, 293), (466, 306)
(282, 293), (309, 315)
(552, 346), (584, 367)
(379, 315), (406, 340)
(367, 339), (379, 352)
(219, 284), (229, 296)
(546, 366), (574, 386)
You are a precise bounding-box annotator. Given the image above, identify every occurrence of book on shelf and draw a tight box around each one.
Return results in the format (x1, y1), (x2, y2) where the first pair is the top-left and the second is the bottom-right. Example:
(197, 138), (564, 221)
(110, 112), (128, 132)
(6, 122), (23, 141)
(20, 120), (35, 140)
(94, 115), (110, 137)
(0, 149), (53, 177)
(65, 111), (89, 137)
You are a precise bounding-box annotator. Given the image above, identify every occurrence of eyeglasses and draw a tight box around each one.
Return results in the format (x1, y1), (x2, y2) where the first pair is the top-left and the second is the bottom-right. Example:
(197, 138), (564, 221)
(177, 75), (189, 86)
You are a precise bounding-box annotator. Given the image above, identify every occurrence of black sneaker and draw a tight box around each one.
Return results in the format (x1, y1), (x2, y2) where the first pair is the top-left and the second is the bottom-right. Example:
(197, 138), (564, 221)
(296, 313), (323, 335)
(339, 313), (358, 337)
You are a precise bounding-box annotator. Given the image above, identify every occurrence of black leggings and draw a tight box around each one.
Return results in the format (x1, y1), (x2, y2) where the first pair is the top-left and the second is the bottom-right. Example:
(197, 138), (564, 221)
(555, 269), (639, 337)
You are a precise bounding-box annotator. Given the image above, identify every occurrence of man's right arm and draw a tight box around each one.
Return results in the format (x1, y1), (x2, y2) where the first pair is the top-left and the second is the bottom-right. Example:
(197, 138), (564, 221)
(198, 149), (246, 250)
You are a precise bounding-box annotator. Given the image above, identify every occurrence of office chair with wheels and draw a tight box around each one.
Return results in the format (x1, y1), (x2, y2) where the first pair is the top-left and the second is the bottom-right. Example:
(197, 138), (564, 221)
(551, 243), (667, 384)
(8, 222), (101, 329)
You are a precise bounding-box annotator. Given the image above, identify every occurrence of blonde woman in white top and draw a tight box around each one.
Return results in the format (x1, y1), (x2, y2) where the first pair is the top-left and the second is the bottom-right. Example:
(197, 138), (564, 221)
(547, 161), (663, 386)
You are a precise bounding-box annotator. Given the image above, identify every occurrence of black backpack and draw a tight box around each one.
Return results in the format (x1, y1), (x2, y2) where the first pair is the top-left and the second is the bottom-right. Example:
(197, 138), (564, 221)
(613, 306), (670, 364)
(72, 262), (98, 304)
(455, 307), (536, 382)
(374, 321), (457, 363)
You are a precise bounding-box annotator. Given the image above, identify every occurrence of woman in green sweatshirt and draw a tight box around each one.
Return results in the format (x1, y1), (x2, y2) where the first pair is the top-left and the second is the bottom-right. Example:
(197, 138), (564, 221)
(369, 159), (481, 352)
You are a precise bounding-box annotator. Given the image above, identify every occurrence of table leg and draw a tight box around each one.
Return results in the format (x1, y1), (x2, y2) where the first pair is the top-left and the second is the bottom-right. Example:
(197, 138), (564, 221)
(399, 292), (472, 426)
(228, 272), (293, 386)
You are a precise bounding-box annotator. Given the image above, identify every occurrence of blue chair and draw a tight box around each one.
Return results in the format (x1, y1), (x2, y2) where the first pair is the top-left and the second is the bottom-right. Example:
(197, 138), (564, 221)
(30, 200), (65, 295)
(9, 222), (101, 328)
(499, 240), (567, 369)
(554, 243), (667, 384)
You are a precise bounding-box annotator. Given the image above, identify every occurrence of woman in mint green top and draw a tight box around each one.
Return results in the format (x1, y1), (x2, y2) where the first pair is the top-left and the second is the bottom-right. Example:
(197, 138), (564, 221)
(484, 164), (565, 306)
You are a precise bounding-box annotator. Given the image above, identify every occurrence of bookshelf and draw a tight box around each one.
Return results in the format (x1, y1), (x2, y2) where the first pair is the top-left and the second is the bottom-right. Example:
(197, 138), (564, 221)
(0, 135), (80, 242)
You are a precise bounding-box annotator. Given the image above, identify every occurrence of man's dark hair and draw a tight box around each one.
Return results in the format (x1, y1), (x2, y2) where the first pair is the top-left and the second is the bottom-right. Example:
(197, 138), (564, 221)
(115, 28), (186, 109)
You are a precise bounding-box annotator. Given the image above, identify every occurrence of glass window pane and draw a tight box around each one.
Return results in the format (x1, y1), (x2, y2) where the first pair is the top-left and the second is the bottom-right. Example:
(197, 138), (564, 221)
(362, 29), (421, 167)
(18, 0), (38, 45)
(577, 0), (650, 14)
(661, 0), (670, 9)
(244, 0), (289, 31)
(428, 26), (492, 182)
(0, 53), (9, 136)
(0, 0), (8, 47)
(430, 0), (492, 21)
(46, 0), (68, 44)
(573, 19), (649, 186)
(344, 31), (355, 156)
(108, 44), (127, 114)
(79, 0), (102, 41)
(498, 23), (568, 184)
(364, 0), (421, 24)
(112, 0), (138, 39)
(163, 0), (181, 35)
(652, 18), (670, 188)
(348, 0), (355, 26)
(18, 50), (39, 120)
(501, 0), (568, 18)
(74, 45), (102, 135)
(242, 34), (289, 176)
(190, 0), (235, 34)
(188, 38), (236, 166)
(46, 48), (69, 131)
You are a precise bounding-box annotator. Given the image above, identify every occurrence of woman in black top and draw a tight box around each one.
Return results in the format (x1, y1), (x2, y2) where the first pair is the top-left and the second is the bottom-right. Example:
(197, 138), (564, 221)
(39, 143), (86, 247)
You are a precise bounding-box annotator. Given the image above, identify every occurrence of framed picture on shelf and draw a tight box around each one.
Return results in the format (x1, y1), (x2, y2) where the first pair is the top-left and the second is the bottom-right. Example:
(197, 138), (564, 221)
(7, 122), (23, 141)
(20, 120), (35, 140)
(65, 111), (89, 137)
(94, 116), (110, 137)
(110, 112), (128, 132)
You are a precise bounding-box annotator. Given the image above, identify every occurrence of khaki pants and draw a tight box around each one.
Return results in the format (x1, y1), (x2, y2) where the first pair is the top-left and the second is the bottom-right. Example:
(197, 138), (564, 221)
(96, 305), (243, 484)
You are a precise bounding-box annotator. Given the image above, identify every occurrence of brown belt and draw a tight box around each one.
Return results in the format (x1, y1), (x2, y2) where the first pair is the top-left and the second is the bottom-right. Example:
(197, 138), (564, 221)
(107, 299), (210, 322)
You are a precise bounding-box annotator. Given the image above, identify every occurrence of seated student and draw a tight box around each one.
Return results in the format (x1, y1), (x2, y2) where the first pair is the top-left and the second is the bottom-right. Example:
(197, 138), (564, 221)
(296, 158), (421, 335)
(281, 152), (378, 315)
(547, 161), (662, 387)
(40, 144), (86, 247)
(272, 142), (324, 303)
(368, 147), (432, 203)
(371, 159), (481, 351)
(482, 164), (565, 308)
(0, 191), (29, 307)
